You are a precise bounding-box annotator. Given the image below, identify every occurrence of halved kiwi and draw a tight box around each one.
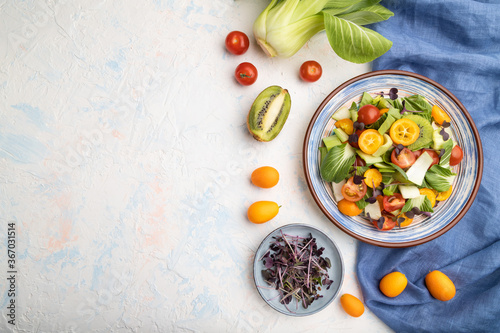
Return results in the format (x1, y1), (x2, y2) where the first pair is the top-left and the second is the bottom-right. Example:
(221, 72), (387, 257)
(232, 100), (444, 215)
(247, 85), (291, 142)
(402, 114), (433, 150)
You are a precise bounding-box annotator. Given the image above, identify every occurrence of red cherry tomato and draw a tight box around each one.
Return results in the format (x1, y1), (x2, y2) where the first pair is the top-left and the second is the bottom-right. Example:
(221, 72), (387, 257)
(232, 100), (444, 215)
(382, 193), (406, 212)
(234, 62), (258, 86)
(357, 105), (381, 125)
(450, 145), (463, 166)
(372, 215), (397, 231)
(413, 149), (440, 168)
(391, 148), (416, 169)
(225, 31), (250, 55)
(341, 176), (368, 202)
(299, 60), (322, 82)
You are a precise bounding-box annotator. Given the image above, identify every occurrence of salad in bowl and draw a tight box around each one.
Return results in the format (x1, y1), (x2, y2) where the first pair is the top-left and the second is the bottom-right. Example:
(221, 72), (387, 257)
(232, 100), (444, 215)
(319, 89), (462, 231)
(303, 70), (482, 247)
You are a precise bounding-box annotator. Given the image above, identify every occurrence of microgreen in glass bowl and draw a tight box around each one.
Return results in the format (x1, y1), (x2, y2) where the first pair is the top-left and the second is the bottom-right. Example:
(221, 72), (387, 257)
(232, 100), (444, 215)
(253, 224), (344, 316)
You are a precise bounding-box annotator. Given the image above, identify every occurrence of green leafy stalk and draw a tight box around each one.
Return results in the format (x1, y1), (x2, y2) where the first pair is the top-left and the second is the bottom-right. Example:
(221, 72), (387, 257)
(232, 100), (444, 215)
(320, 143), (356, 183)
(425, 164), (456, 192)
(253, 0), (394, 63)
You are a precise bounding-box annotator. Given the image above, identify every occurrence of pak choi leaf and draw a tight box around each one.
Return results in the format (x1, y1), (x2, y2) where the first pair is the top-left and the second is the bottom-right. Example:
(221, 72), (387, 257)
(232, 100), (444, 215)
(425, 164), (456, 192)
(320, 143), (356, 183)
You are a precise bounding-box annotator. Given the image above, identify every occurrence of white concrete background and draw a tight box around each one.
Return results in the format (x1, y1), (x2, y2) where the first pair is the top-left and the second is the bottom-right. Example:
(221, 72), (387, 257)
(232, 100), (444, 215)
(0, 0), (393, 332)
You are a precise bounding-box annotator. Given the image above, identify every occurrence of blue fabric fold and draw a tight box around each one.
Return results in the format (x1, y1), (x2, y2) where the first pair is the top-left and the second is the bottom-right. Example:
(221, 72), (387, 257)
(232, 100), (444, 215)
(356, 1), (500, 332)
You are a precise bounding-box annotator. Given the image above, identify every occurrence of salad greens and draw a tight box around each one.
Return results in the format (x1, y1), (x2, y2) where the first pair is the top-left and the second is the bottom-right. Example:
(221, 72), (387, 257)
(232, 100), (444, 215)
(320, 89), (461, 230)
(253, 0), (394, 63)
(320, 143), (356, 182)
(258, 231), (333, 312)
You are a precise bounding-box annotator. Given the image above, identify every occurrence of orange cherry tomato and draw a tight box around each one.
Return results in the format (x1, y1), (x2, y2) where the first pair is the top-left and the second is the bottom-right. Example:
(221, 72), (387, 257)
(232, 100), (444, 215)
(397, 212), (413, 227)
(337, 199), (363, 216)
(436, 185), (453, 201)
(335, 118), (354, 135)
(431, 105), (451, 125)
(364, 168), (383, 188)
(379, 108), (389, 115)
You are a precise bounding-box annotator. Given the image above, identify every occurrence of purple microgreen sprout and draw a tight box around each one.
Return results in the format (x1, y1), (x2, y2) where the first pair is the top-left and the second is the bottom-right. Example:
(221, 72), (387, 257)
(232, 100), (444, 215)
(377, 217), (385, 229)
(439, 149), (445, 158)
(259, 232), (333, 312)
(405, 210), (415, 219)
(396, 216), (405, 227)
(440, 127), (450, 141)
(365, 196), (377, 204)
(353, 121), (365, 131)
(394, 144), (404, 155)
(442, 120), (451, 128)
(348, 133), (359, 144)
(353, 174), (365, 185)
(389, 88), (399, 100)
(374, 91), (385, 97)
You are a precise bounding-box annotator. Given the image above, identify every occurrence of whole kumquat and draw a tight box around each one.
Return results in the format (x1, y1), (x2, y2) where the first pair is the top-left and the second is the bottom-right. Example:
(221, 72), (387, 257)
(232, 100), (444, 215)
(340, 294), (365, 317)
(425, 270), (456, 301)
(379, 271), (408, 297)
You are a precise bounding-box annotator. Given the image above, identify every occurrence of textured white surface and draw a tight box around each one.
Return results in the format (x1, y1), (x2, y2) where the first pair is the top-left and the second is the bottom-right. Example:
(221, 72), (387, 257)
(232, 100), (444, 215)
(0, 0), (393, 332)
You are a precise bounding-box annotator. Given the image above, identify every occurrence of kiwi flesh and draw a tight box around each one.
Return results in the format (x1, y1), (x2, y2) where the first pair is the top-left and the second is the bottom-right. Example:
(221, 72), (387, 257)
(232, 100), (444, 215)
(402, 114), (433, 150)
(247, 85), (291, 142)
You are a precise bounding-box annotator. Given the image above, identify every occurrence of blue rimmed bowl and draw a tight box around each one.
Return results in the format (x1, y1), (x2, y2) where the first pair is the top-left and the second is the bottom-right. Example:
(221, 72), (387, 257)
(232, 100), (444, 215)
(303, 70), (483, 248)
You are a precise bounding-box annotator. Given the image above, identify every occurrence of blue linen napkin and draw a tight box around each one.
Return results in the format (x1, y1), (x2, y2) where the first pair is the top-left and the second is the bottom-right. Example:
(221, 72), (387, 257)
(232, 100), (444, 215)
(356, 1), (500, 332)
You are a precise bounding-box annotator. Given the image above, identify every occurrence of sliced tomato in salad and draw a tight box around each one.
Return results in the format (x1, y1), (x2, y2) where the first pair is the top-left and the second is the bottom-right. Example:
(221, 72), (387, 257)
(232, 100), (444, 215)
(450, 145), (463, 166)
(413, 148), (440, 167)
(382, 193), (406, 212)
(372, 215), (397, 231)
(341, 176), (367, 202)
(391, 148), (416, 168)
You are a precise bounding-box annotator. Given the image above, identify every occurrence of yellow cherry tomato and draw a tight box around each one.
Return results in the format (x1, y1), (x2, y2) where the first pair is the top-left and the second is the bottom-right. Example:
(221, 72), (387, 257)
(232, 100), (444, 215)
(425, 270), (456, 301)
(247, 201), (279, 224)
(419, 188), (437, 207)
(436, 185), (453, 201)
(379, 271), (408, 297)
(397, 212), (414, 227)
(251, 166), (279, 188)
(358, 129), (384, 155)
(334, 118), (354, 135)
(364, 168), (383, 188)
(337, 199), (363, 216)
(340, 294), (365, 317)
(389, 118), (420, 146)
(432, 105), (451, 125)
